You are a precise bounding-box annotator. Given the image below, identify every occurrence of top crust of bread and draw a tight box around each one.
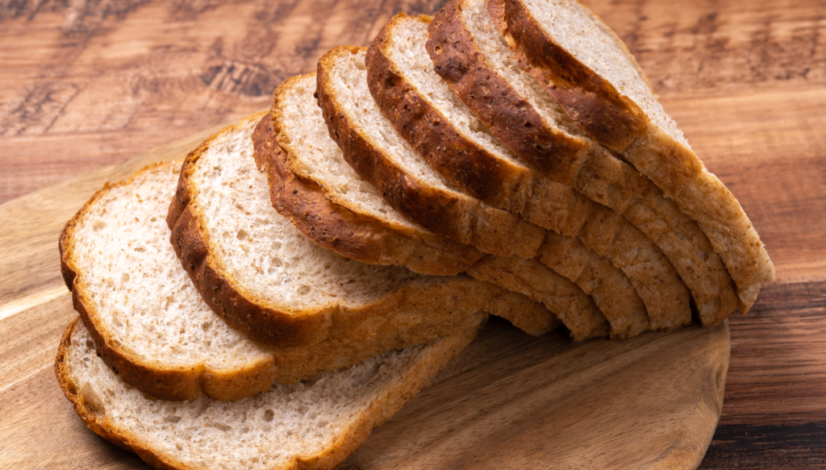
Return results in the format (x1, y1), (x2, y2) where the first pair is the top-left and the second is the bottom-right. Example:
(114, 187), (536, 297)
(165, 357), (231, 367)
(427, 0), (738, 325)
(262, 74), (484, 276)
(316, 45), (546, 260)
(55, 314), (484, 470)
(167, 113), (506, 348)
(501, 0), (774, 310)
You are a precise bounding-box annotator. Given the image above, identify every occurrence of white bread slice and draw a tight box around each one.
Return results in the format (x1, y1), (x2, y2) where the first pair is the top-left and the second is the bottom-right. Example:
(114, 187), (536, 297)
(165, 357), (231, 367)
(56, 315), (483, 470)
(166, 113), (511, 352)
(500, 0), (774, 311)
(260, 76), (602, 339)
(256, 92), (562, 338)
(427, 0), (739, 326)
(367, 13), (692, 333)
(316, 47), (620, 340)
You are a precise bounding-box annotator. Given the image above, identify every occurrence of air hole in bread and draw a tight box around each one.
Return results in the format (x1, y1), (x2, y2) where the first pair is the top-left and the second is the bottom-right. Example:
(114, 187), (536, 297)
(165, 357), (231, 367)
(263, 409), (275, 422)
(93, 220), (106, 231)
(237, 229), (250, 240)
(298, 285), (311, 295)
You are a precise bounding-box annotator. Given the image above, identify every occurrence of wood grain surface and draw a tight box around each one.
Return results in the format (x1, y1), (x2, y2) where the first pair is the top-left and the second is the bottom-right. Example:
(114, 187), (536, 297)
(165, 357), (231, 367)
(1, 0), (825, 468)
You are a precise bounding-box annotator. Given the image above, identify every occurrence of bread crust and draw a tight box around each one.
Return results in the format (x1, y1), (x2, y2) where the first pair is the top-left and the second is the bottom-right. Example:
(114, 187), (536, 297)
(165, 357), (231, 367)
(317, 45), (546, 260)
(369, 13), (694, 332)
(56, 315), (484, 470)
(259, 81), (484, 276)
(168, 113), (509, 352)
(502, 0), (774, 311)
(427, 0), (738, 326)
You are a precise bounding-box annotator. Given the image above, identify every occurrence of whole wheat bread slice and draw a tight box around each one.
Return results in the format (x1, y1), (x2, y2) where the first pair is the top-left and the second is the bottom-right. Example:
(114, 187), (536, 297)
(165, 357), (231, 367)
(59, 157), (497, 401)
(316, 47), (622, 339)
(167, 113), (511, 351)
(426, 0), (739, 325)
(499, 0), (774, 311)
(56, 315), (483, 470)
(260, 76), (602, 339)
(367, 13), (693, 332)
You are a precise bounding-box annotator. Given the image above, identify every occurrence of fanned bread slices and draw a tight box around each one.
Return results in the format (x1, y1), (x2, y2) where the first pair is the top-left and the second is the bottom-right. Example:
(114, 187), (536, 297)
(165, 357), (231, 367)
(315, 47), (628, 339)
(316, 46), (544, 260)
(260, 74), (483, 277)
(497, 0), (774, 311)
(59, 158), (492, 401)
(258, 75), (598, 339)
(56, 315), (483, 470)
(367, 13), (692, 333)
(427, 0), (740, 325)
(167, 113), (511, 350)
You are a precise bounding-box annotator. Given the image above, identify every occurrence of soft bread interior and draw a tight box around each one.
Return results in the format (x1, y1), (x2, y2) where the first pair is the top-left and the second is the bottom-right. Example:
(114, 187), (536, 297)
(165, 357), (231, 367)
(69, 162), (272, 372)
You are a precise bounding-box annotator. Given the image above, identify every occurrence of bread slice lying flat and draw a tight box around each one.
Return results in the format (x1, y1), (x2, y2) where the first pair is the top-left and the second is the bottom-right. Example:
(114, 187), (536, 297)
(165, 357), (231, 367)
(259, 75), (598, 339)
(167, 113), (511, 351)
(426, 0), (739, 326)
(499, 0), (773, 312)
(56, 315), (483, 470)
(59, 157), (497, 401)
(367, 13), (694, 333)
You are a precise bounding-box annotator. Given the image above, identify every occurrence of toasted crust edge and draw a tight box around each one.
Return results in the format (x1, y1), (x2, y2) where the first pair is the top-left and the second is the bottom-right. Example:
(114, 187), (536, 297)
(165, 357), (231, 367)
(59, 161), (278, 402)
(317, 45), (546, 259)
(56, 314), (485, 470)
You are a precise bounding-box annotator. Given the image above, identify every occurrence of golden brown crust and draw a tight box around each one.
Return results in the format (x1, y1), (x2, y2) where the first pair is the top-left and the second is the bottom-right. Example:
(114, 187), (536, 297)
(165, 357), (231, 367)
(60, 162), (278, 402)
(260, 83), (484, 276)
(317, 45), (545, 259)
(501, 0), (774, 310)
(56, 314), (485, 470)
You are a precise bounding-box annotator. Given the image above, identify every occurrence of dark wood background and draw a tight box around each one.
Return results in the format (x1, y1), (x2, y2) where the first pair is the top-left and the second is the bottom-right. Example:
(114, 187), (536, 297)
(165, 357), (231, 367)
(1, 0), (825, 468)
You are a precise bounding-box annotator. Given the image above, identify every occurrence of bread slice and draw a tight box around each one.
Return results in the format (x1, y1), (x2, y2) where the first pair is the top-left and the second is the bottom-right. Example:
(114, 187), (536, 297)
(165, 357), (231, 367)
(367, 13), (692, 332)
(316, 46), (642, 339)
(259, 76), (599, 339)
(426, 0), (739, 326)
(499, 0), (774, 311)
(316, 46), (545, 260)
(167, 113), (512, 351)
(56, 315), (483, 470)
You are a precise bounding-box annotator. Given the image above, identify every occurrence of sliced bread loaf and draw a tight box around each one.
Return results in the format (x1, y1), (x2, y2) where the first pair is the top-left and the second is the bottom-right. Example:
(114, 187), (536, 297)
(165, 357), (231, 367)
(259, 76), (598, 339)
(59, 157), (494, 401)
(167, 113), (510, 351)
(56, 314), (483, 470)
(367, 12), (690, 332)
(426, 0), (739, 325)
(499, 0), (774, 311)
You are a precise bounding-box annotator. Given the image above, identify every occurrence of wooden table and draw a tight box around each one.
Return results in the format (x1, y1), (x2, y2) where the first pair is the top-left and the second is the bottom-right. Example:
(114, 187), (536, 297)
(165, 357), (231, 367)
(1, 0), (824, 468)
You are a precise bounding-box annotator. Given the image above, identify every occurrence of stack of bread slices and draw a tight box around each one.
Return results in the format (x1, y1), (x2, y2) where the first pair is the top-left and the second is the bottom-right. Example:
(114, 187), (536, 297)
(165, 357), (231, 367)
(55, 0), (774, 468)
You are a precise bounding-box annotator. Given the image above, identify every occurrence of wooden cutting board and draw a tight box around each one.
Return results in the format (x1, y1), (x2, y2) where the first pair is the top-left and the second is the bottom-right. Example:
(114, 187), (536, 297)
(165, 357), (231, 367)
(0, 120), (729, 470)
